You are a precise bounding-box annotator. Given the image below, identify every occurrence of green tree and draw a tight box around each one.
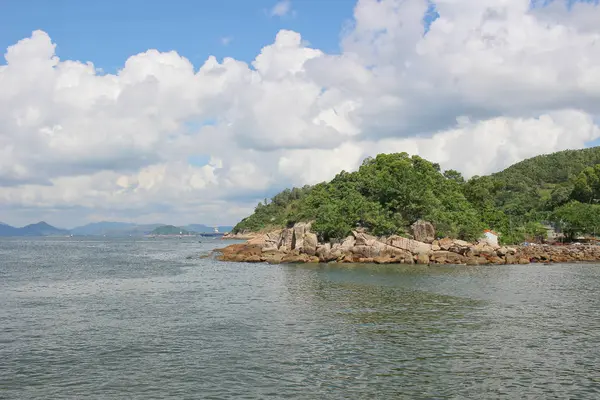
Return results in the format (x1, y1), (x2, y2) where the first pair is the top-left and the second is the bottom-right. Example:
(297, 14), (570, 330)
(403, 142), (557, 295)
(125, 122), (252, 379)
(551, 201), (600, 240)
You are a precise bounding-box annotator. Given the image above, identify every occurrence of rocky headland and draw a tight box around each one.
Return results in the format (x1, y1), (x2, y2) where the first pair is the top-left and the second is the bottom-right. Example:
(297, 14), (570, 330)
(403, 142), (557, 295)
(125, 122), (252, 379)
(217, 221), (600, 265)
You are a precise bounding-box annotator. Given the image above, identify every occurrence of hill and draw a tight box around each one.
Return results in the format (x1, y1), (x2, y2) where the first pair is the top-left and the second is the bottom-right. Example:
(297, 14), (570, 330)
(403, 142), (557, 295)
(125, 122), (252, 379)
(71, 222), (163, 236)
(183, 224), (233, 233)
(0, 223), (19, 236)
(0, 221), (70, 237)
(71, 221), (136, 236)
(150, 225), (193, 236)
(20, 222), (70, 236)
(233, 148), (600, 244)
(71, 222), (232, 236)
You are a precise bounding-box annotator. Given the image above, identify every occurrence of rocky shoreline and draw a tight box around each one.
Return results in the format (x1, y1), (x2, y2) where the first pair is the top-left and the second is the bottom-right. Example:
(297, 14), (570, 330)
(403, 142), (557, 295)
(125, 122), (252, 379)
(216, 222), (600, 265)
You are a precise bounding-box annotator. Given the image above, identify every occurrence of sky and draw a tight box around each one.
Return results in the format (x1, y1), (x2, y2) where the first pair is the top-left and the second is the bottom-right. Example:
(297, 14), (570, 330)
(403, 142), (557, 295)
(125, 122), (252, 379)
(1, 0), (600, 228)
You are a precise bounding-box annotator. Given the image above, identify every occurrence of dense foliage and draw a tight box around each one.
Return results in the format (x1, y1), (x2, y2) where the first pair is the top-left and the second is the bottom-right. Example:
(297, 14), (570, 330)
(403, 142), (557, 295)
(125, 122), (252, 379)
(233, 147), (600, 244)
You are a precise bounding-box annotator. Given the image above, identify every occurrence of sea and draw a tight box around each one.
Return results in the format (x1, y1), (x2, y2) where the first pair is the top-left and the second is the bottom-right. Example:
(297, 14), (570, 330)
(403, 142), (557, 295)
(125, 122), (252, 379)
(1, 237), (599, 399)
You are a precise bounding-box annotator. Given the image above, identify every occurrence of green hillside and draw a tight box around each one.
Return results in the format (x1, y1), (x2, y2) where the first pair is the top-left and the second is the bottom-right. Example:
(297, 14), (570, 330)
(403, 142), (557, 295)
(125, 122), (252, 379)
(151, 225), (192, 235)
(234, 147), (600, 244)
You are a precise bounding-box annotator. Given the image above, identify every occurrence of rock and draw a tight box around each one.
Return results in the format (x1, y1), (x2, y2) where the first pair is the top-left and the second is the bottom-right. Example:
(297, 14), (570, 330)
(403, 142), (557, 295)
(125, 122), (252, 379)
(262, 245), (279, 252)
(281, 253), (318, 263)
(279, 228), (294, 252)
(487, 256), (505, 265)
(386, 235), (432, 254)
(438, 238), (453, 251)
(466, 256), (479, 266)
(373, 256), (397, 264)
(247, 234), (267, 247)
(353, 231), (378, 246)
(261, 251), (284, 264)
(265, 230), (282, 248)
(340, 236), (356, 252)
(292, 222), (309, 251)
(432, 244), (441, 251)
(216, 244), (264, 263)
(448, 240), (472, 255)
(416, 253), (430, 265)
(316, 243), (334, 262)
(302, 232), (318, 256)
(221, 232), (258, 240)
(430, 251), (466, 264)
(410, 220), (436, 243)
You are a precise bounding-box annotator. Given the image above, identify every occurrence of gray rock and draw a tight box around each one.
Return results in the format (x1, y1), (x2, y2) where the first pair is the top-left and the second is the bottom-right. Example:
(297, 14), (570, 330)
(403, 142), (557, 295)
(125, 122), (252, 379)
(410, 220), (436, 243)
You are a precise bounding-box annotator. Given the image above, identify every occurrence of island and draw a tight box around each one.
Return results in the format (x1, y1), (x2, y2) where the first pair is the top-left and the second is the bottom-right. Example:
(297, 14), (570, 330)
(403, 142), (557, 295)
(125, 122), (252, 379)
(148, 225), (194, 237)
(217, 147), (600, 265)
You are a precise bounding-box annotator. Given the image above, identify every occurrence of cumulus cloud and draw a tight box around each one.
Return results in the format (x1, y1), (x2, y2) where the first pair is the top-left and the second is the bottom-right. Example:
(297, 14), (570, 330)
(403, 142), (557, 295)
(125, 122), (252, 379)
(1, 0), (600, 226)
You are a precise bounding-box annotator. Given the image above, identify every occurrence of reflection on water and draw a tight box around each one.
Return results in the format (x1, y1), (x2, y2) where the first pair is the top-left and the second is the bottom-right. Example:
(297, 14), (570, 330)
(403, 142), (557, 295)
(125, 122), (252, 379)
(1, 238), (599, 399)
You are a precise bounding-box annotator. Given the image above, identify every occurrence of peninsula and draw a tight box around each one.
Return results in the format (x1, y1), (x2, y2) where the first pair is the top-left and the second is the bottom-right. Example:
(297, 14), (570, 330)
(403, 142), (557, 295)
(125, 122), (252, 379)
(217, 148), (600, 265)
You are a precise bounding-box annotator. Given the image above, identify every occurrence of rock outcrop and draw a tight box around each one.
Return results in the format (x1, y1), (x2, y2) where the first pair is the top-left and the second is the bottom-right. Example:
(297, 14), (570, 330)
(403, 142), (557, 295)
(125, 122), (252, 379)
(410, 220), (436, 243)
(215, 222), (600, 265)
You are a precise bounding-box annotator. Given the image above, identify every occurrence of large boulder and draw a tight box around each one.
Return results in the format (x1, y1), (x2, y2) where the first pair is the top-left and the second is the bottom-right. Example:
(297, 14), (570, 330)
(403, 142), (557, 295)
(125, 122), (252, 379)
(262, 230), (283, 252)
(340, 236), (356, 252)
(386, 235), (432, 254)
(292, 222), (309, 251)
(410, 220), (436, 243)
(438, 238), (453, 251)
(302, 232), (318, 256)
(279, 228), (294, 252)
(317, 243), (338, 262)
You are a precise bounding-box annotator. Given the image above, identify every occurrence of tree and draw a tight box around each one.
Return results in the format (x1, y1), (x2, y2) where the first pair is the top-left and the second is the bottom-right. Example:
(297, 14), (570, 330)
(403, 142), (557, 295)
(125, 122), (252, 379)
(571, 165), (600, 203)
(551, 201), (600, 240)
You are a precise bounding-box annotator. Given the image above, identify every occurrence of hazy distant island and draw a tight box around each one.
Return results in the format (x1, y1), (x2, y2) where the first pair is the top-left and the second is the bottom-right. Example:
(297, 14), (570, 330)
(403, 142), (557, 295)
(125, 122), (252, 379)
(218, 147), (600, 265)
(0, 221), (233, 237)
(148, 225), (194, 237)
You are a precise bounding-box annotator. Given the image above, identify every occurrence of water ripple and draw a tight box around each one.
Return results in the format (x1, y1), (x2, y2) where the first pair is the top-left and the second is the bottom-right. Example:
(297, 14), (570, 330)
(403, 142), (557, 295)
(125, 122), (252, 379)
(1, 238), (599, 399)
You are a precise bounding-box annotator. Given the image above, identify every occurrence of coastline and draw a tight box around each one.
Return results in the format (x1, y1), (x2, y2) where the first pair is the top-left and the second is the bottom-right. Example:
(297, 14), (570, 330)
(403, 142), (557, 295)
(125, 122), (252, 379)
(216, 222), (600, 265)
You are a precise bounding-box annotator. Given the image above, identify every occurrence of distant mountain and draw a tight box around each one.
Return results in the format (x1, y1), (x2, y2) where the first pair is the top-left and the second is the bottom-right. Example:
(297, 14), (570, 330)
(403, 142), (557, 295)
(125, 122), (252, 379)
(0, 221), (69, 237)
(150, 225), (193, 236)
(20, 222), (70, 236)
(0, 223), (19, 236)
(71, 221), (136, 236)
(71, 222), (163, 236)
(0, 220), (232, 237)
(183, 224), (233, 233)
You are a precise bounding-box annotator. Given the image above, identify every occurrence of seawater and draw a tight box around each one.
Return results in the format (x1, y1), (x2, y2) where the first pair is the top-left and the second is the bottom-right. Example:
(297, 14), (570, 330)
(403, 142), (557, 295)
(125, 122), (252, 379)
(1, 237), (599, 399)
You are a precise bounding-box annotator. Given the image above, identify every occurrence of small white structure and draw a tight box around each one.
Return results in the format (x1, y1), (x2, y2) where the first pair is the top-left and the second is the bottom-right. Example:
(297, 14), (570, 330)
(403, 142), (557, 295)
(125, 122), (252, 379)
(482, 230), (499, 247)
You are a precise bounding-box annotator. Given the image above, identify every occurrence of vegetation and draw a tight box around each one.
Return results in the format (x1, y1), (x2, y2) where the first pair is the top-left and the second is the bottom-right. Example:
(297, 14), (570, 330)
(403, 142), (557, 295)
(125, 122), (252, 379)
(233, 147), (600, 244)
(151, 225), (192, 235)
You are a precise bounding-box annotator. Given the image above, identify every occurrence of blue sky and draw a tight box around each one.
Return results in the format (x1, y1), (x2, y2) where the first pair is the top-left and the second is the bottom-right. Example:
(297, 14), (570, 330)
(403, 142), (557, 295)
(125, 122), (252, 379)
(0, 0), (356, 72)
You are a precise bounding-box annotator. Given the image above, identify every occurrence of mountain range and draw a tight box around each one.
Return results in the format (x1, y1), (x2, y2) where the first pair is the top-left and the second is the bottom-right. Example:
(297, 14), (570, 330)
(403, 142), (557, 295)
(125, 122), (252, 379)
(0, 221), (233, 237)
(0, 221), (70, 237)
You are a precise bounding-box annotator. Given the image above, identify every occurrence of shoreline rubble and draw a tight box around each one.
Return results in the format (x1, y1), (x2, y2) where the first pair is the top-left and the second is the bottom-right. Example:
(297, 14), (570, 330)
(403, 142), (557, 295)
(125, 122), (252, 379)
(217, 222), (600, 265)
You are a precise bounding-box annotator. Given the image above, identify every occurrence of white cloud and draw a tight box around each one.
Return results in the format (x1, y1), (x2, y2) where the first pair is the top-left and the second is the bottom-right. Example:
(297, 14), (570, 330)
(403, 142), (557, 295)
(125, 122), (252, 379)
(221, 36), (233, 46)
(2, 0), (600, 227)
(270, 0), (293, 17)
